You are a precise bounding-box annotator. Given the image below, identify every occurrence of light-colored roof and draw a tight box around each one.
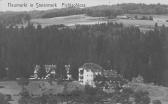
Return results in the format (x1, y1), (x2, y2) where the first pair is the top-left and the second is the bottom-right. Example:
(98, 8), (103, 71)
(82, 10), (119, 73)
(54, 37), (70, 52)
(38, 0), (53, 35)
(80, 63), (103, 72)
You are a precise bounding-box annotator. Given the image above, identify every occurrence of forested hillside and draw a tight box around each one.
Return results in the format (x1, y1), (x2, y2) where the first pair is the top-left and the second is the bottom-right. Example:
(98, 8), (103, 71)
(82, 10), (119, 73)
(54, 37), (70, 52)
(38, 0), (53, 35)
(40, 3), (168, 18)
(1, 3), (168, 25)
(0, 23), (167, 86)
(0, 12), (31, 26)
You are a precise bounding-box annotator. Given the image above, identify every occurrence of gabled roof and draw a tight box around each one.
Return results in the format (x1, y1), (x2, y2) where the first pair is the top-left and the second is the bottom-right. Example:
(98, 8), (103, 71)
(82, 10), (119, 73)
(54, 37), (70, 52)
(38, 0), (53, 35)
(103, 70), (118, 77)
(80, 63), (103, 72)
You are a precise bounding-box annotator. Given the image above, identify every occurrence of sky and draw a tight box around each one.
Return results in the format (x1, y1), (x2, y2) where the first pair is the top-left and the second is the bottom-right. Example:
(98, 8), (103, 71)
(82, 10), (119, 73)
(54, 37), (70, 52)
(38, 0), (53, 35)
(0, 0), (168, 11)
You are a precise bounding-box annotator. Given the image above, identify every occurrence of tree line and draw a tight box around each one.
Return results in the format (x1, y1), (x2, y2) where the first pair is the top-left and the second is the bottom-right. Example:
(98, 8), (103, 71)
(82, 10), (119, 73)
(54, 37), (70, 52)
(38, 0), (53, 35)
(40, 3), (168, 18)
(0, 12), (31, 26)
(0, 22), (168, 86)
(1, 3), (168, 25)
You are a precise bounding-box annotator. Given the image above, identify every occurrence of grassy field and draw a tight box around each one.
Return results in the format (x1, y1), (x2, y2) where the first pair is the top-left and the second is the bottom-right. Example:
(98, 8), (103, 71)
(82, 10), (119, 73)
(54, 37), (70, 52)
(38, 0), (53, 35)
(0, 80), (65, 104)
(113, 19), (168, 27)
(30, 14), (168, 32)
(31, 14), (107, 28)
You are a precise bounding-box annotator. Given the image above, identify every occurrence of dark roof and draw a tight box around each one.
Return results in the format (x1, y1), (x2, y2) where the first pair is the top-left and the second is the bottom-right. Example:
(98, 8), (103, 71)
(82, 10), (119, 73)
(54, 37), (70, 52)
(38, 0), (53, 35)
(103, 70), (118, 77)
(80, 63), (103, 72)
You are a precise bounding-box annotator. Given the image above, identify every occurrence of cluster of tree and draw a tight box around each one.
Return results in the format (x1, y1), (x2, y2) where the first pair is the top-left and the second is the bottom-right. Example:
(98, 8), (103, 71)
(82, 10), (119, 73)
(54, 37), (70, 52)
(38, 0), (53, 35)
(0, 22), (168, 86)
(134, 15), (153, 20)
(41, 8), (85, 18)
(0, 93), (8, 104)
(117, 3), (168, 14)
(17, 82), (151, 104)
(0, 12), (31, 26)
(16, 71), (151, 104)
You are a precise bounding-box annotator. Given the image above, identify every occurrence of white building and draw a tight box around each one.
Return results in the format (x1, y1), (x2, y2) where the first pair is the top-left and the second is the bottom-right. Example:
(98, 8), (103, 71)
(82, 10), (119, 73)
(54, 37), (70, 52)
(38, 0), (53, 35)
(116, 15), (129, 19)
(33, 65), (41, 79)
(65, 64), (72, 80)
(30, 64), (56, 79)
(153, 17), (168, 22)
(45, 64), (56, 79)
(78, 63), (103, 87)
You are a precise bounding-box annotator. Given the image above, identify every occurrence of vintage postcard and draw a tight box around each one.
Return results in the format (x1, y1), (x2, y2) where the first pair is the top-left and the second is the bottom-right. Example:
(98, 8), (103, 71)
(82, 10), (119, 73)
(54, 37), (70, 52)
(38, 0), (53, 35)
(0, 0), (168, 104)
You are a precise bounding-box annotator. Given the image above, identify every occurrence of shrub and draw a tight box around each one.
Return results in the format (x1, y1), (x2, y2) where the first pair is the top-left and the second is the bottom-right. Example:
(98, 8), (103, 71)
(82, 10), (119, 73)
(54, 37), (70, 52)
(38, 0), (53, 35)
(132, 75), (144, 83)
(0, 93), (8, 104)
(152, 100), (162, 104)
(109, 88), (134, 104)
(17, 77), (29, 91)
(134, 90), (151, 104)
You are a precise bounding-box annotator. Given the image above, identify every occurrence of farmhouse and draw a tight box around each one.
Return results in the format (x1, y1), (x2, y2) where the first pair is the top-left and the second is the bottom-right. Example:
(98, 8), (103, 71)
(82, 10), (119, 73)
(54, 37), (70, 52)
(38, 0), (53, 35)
(31, 65), (40, 79)
(78, 63), (103, 87)
(153, 17), (168, 22)
(116, 15), (129, 19)
(45, 64), (56, 79)
(65, 64), (72, 80)
(103, 70), (118, 78)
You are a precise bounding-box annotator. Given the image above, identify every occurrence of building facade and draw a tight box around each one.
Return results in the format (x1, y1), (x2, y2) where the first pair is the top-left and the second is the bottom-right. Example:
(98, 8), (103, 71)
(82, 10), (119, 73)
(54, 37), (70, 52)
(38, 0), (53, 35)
(65, 64), (72, 80)
(153, 17), (168, 22)
(31, 64), (56, 79)
(78, 63), (103, 87)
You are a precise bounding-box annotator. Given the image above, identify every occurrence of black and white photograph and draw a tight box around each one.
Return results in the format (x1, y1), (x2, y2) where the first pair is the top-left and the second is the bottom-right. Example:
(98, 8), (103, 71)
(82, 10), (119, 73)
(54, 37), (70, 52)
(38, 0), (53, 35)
(0, 0), (168, 104)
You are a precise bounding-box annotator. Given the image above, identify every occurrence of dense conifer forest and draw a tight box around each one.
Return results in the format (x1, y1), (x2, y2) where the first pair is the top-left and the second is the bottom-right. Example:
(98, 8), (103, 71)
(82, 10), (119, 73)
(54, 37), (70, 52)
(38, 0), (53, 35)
(0, 22), (167, 86)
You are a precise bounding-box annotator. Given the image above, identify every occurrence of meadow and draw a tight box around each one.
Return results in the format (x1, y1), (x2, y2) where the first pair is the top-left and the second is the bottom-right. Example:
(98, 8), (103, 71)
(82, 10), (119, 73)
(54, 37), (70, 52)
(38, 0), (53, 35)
(30, 14), (168, 33)
(30, 14), (107, 28)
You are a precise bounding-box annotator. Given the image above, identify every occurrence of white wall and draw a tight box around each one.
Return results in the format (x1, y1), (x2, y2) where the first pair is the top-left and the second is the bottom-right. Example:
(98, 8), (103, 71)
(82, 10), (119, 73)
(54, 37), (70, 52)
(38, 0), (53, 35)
(78, 68), (95, 87)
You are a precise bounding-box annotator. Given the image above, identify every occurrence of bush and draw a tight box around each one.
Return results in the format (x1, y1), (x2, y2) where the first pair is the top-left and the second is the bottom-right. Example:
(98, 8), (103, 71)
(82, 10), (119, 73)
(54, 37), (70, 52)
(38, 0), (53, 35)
(109, 88), (134, 104)
(152, 100), (162, 104)
(134, 90), (151, 104)
(17, 77), (29, 89)
(132, 75), (144, 83)
(19, 89), (30, 98)
(18, 88), (31, 104)
(0, 93), (8, 104)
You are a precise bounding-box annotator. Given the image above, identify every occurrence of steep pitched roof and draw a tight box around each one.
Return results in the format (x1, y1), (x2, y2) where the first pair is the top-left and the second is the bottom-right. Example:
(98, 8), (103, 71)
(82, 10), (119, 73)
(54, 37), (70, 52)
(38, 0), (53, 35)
(80, 63), (103, 72)
(103, 70), (118, 77)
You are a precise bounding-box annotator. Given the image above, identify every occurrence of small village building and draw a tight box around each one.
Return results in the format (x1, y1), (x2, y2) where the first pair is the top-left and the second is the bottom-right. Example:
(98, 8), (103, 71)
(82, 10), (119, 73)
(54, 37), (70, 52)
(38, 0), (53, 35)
(65, 64), (72, 80)
(103, 70), (118, 78)
(30, 64), (56, 79)
(32, 65), (41, 79)
(45, 64), (56, 79)
(116, 15), (129, 19)
(78, 63), (103, 87)
(153, 17), (168, 22)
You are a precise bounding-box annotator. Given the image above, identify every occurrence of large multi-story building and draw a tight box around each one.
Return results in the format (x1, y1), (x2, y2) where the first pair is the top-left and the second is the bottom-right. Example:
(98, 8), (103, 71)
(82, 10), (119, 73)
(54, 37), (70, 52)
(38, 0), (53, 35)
(78, 63), (103, 87)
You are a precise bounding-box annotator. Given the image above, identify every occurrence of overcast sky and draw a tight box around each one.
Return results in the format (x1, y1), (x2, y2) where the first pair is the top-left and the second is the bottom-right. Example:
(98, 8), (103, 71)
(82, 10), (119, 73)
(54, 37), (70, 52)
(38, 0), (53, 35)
(0, 0), (168, 11)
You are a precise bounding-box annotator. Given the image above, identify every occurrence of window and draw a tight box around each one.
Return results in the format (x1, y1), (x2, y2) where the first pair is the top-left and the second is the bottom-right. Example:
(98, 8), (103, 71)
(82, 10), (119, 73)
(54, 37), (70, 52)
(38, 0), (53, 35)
(80, 76), (83, 79)
(80, 70), (84, 74)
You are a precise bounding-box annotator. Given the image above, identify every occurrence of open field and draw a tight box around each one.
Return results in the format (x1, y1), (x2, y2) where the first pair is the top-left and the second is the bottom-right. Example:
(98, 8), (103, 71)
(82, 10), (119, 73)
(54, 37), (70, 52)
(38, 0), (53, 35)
(30, 14), (168, 32)
(31, 14), (108, 28)
(113, 19), (168, 27)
